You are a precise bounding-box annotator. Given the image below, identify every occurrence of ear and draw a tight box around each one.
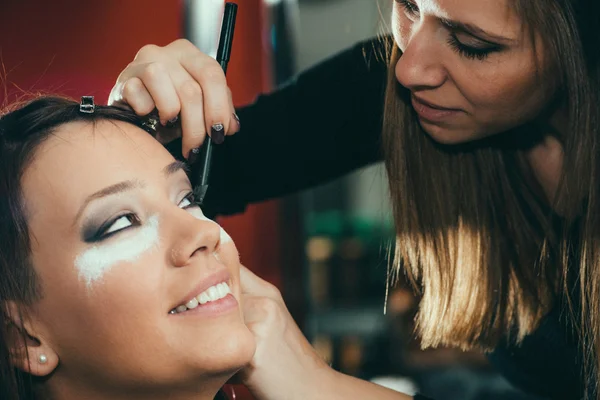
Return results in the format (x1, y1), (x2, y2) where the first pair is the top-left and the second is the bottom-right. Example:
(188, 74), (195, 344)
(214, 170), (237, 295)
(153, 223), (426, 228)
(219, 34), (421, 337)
(4, 301), (59, 377)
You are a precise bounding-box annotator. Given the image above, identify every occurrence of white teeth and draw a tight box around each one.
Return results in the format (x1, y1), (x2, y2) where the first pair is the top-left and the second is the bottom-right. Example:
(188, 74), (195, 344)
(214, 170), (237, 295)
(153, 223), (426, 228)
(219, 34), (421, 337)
(176, 305), (188, 313)
(199, 292), (210, 305)
(186, 297), (199, 309)
(208, 286), (219, 299)
(217, 283), (228, 297)
(170, 282), (232, 314)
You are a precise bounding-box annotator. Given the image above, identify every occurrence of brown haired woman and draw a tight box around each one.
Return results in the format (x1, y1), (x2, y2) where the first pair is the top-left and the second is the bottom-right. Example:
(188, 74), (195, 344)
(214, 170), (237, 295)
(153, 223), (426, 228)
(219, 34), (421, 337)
(0, 97), (254, 400)
(109, 0), (600, 399)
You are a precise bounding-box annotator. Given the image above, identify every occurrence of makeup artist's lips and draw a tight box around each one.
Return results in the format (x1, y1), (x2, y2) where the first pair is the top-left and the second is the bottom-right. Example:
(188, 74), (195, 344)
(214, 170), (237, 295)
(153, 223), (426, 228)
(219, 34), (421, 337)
(411, 94), (463, 123)
(169, 268), (238, 316)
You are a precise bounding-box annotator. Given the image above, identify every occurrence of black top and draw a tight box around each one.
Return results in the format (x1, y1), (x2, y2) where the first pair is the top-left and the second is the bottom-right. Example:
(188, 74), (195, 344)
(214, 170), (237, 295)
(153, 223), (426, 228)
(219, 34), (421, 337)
(178, 37), (584, 400)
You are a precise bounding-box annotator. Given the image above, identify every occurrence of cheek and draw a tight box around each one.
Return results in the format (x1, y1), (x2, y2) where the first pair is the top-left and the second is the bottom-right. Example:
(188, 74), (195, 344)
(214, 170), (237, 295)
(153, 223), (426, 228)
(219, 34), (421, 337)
(391, 5), (410, 51)
(219, 225), (233, 246)
(74, 215), (161, 288)
(37, 217), (164, 337)
(472, 69), (546, 116)
(34, 247), (163, 358)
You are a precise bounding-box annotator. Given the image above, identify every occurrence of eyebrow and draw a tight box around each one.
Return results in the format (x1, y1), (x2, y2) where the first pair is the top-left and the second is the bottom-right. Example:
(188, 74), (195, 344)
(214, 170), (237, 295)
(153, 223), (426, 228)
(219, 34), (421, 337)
(440, 18), (516, 44)
(73, 160), (189, 224)
(163, 160), (189, 175)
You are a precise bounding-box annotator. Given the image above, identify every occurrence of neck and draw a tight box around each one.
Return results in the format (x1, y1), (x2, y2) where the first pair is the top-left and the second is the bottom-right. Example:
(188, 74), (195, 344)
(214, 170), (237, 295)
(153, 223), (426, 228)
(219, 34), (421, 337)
(43, 376), (223, 400)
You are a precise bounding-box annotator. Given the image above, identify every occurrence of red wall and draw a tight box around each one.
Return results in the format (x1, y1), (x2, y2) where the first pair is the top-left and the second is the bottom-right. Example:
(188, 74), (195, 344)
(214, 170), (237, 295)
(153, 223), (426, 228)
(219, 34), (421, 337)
(0, 1), (182, 101)
(0, 2), (281, 396)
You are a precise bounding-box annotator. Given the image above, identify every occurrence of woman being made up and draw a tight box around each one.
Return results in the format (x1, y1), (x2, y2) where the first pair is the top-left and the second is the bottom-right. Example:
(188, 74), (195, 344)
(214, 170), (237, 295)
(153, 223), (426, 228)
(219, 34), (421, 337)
(0, 96), (256, 400)
(109, 0), (598, 398)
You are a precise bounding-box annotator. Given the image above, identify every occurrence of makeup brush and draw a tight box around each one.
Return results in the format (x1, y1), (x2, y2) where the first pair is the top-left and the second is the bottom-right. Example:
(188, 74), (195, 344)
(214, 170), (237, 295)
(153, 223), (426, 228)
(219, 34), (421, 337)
(193, 2), (238, 205)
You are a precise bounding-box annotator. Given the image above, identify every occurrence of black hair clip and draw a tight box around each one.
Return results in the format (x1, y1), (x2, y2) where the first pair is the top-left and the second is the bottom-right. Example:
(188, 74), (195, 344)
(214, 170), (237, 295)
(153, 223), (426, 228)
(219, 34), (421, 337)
(79, 96), (95, 114)
(142, 115), (159, 133)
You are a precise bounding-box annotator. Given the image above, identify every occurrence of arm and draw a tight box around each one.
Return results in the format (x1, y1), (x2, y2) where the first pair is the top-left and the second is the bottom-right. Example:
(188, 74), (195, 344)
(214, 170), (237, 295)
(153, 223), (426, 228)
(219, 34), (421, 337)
(313, 370), (424, 400)
(239, 266), (432, 400)
(110, 36), (388, 216)
(167, 37), (389, 216)
(205, 37), (388, 216)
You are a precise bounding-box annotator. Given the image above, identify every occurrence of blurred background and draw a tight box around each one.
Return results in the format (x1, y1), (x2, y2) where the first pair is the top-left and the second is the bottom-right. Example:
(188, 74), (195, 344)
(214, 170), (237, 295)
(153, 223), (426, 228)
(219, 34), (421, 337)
(0, 1), (541, 399)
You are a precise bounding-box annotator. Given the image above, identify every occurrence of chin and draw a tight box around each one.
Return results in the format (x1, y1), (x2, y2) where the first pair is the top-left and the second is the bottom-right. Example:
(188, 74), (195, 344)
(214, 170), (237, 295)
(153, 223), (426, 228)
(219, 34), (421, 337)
(189, 323), (257, 375)
(418, 119), (481, 145)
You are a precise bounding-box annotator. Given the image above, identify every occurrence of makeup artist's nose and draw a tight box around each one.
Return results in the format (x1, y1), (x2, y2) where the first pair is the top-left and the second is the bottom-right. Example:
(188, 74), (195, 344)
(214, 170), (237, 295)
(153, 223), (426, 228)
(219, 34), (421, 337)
(395, 26), (447, 91)
(168, 209), (221, 267)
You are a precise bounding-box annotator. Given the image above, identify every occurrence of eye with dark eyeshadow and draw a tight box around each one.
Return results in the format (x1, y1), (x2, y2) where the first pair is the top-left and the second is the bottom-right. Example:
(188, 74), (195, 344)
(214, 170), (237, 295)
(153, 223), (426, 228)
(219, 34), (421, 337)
(178, 191), (200, 210)
(83, 213), (140, 243)
(82, 191), (199, 243)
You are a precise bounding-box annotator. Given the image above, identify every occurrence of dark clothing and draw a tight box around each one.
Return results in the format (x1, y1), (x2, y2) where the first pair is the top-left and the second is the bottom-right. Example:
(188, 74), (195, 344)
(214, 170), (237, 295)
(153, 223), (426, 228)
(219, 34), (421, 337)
(190, 38), (584, 399)
(414, 395), (435, 400)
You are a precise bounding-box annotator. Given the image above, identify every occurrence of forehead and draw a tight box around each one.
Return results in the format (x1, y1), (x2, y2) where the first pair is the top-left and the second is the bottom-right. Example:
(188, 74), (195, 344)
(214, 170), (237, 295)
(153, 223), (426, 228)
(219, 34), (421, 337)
(418, 0), (520, 34)
(21, 120), (174, 221)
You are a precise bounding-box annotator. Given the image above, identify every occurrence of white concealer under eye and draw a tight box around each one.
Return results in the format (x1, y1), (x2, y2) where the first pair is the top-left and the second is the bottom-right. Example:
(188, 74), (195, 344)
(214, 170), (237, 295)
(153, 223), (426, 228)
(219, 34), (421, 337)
(75, 214), (160, 287)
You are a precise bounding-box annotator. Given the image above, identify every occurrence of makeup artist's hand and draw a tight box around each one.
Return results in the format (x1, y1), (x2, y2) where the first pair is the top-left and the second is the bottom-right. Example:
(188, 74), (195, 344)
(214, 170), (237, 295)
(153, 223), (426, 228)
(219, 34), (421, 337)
(235, 267), (416, 400)
(236, 266), (334, 400)
(107, 39), (241, 158)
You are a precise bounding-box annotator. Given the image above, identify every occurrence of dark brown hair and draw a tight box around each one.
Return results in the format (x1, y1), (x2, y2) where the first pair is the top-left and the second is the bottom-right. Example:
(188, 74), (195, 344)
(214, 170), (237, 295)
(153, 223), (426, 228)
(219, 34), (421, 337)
(382, 0), (600, 397)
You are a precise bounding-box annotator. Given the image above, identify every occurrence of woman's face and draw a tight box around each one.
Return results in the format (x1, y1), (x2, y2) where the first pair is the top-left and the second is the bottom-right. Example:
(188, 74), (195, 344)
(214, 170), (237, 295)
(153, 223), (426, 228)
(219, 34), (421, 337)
(392, 0), (555, 143)
(21, 120), (255, 397)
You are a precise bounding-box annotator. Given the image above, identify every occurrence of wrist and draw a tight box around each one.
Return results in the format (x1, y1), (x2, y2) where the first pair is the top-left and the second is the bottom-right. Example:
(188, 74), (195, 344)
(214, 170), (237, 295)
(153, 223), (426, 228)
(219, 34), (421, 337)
(311, 365), (344, 400)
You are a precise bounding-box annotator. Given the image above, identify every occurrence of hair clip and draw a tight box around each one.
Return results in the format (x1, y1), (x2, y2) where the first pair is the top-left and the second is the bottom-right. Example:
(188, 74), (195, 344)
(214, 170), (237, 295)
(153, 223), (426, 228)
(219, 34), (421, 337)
(142, 115), (159, 133)
(79, 96), (95, 114)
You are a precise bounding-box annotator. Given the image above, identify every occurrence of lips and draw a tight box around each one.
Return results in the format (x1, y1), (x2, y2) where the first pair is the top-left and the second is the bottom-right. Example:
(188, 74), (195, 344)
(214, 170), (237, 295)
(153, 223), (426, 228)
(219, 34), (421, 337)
(412, 95), (461, 111)
(410, 94), (463, 123)
(169, 268), (232, 314)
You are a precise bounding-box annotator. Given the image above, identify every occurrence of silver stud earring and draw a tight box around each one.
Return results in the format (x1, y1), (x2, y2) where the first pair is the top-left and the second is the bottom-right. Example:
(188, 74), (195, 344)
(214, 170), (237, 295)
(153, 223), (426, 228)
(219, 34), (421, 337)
(38, 354), (48, 364)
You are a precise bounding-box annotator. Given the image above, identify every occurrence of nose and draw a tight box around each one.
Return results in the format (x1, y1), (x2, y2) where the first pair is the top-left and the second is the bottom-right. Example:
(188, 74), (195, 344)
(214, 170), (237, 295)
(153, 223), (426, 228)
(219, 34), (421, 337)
(167, 208), (221, 267)
(395, 24), (447, 91)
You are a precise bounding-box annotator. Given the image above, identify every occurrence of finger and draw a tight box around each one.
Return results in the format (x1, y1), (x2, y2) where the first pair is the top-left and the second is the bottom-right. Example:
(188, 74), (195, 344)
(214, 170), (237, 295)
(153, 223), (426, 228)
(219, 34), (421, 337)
(107, 81), (124, 106)
(177, 79), (207, 158)
(180, 56), (234, 143)
(240, 266), (280, 299)
(120, 77), (156, 116)
(227, 87), (241, 134)
(241, 295), (267, 324)
(239, 266), (265, 296)
(136, 62), (181, 125)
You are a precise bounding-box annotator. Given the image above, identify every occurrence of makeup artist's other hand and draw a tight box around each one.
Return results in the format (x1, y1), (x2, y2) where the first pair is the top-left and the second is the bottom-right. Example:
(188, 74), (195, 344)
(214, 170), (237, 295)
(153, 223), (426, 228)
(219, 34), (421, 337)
(107, 39), (240, 158)
(236, 265), (334, 400)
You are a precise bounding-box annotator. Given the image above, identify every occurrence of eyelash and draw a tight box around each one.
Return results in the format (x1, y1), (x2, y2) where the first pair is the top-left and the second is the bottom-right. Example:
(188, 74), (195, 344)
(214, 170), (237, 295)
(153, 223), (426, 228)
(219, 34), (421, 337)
(396, 0), (499, 61)
(397, 0), (419, 14)
(93, 191), (199, 241)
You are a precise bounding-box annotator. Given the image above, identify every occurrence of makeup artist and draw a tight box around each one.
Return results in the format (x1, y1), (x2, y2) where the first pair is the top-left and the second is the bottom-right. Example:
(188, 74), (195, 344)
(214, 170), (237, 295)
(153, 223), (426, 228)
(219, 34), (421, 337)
(108, 0), (600, 398)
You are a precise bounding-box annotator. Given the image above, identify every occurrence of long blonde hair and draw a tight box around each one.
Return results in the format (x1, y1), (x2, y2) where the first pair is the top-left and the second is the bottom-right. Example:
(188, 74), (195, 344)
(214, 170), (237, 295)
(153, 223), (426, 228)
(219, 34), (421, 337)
(381, 0), (600, 395)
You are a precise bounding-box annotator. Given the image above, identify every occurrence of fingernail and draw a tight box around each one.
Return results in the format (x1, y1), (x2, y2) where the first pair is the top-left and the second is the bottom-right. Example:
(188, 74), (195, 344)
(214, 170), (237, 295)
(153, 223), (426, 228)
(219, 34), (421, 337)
(233, 113), (241, 130)
(165, 115), (179, 128)
(188, 147), (201, 164)
(211, 123), (225, 144)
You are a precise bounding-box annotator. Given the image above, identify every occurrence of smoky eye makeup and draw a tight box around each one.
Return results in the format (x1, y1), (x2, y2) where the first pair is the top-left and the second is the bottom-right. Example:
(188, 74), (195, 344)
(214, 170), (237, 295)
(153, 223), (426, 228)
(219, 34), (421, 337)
(81, 211), (140, 243)
(80, 189), (199, 243)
